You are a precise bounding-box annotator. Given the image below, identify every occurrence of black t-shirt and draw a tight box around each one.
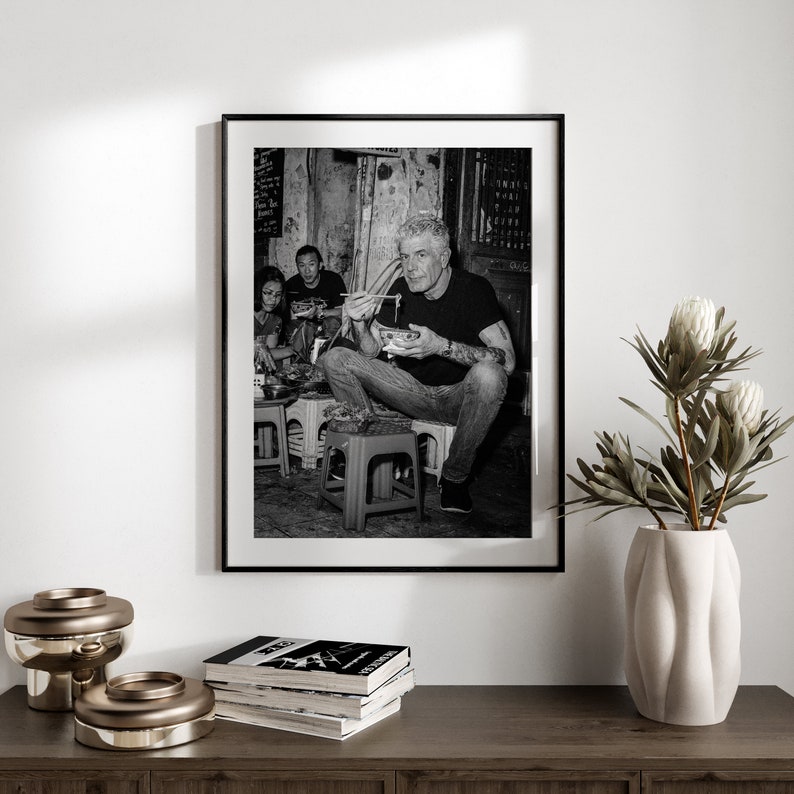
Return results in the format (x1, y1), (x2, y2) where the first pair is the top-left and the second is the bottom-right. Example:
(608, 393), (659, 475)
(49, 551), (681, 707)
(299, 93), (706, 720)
(285, 269), (346, 308)
(375, 269), (504, 386)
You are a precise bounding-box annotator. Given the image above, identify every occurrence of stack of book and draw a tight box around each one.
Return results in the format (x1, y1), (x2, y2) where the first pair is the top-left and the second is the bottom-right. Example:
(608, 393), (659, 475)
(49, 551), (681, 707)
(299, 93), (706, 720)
(203, 635), (414, 740)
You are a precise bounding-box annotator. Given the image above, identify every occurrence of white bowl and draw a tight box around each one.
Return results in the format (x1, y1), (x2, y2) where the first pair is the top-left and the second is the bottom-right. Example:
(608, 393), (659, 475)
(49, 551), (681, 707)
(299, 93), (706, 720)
(379, 327), (419, 350)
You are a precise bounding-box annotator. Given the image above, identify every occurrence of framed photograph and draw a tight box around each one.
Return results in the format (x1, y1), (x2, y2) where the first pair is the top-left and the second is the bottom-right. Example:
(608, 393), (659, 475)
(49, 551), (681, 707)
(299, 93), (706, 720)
(222, 114), (564, 572)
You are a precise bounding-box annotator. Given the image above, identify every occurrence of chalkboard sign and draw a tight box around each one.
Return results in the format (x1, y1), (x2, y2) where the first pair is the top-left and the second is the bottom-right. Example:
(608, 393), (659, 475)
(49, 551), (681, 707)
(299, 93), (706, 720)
(253, 148), (284, 239)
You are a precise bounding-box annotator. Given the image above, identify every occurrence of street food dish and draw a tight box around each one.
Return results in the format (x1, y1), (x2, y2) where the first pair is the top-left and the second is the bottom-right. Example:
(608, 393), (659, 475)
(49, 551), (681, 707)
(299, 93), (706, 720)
(379, 327), (420, 352)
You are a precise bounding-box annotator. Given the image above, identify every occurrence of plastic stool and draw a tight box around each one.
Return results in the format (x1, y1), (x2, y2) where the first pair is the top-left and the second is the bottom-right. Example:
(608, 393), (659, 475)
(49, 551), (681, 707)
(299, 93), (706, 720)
(410, 420), (457, 486)
(317, 421), (422, 532)
(254, 426), (274, 459)
(285, 395), (335, 469)
(254, 402), (289, 476)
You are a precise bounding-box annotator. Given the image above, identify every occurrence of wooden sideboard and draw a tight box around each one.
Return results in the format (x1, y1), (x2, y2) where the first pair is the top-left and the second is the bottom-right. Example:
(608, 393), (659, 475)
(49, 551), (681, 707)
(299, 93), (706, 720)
(1, 685), (792, 794)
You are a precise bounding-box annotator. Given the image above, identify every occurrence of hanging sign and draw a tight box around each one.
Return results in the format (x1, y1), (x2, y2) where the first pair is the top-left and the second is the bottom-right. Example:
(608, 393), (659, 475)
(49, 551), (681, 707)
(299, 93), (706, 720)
(337, 148), (402, 157)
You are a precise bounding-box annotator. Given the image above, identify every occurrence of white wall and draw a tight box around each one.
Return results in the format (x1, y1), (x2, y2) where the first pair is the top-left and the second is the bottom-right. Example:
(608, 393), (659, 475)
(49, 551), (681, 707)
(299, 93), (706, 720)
(2, 0), (792, 696)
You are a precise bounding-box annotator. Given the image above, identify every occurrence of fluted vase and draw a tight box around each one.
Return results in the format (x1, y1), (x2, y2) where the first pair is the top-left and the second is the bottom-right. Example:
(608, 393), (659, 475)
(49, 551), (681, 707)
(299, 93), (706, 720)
(624, 524), (741, 726)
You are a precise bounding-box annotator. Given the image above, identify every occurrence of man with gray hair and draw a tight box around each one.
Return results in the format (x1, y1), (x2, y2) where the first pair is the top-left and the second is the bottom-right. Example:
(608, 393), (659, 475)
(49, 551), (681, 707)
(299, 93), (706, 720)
(320, 215), (515, 514)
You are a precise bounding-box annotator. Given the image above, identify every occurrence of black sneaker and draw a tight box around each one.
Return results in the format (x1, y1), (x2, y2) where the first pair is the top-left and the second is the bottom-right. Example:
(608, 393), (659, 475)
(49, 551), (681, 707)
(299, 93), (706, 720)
(439, 476), (472, 514)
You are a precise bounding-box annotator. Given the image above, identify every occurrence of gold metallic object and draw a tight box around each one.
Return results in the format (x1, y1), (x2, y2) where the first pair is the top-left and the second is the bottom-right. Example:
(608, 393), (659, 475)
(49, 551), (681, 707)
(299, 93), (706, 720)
(4, 588), (134, 711)
(74, 672), (215, 750)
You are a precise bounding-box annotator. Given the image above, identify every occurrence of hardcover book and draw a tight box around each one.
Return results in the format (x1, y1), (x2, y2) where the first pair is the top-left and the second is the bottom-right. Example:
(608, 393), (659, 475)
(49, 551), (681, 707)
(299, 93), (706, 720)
(203, 635), (411, 696)
(214, 695), (402, 740)
(207, 666), (415, 719)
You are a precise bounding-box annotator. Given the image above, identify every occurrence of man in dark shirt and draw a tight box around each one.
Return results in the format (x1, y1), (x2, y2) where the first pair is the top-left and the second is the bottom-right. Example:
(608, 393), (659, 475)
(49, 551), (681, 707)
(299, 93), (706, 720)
(320, 215), (515, 514)
(285, 245), (346, 334)
(284, 245), (347, 360)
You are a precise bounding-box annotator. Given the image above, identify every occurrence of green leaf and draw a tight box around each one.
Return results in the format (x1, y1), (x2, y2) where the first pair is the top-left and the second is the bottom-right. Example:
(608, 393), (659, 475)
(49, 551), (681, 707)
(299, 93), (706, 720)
(726, 424), (754, 474)
(677, 347), (711, 393)
(588, 481), (644, 507)
(565, 474), (601, 501)
(666, 353), (682, 393)
(593, 471), (637, 497)
(683, 388), (710, 448)
(576, 459), (597, 481)
(589, 505), (638, 523)
(720, 491), (767, 511)
(626, 330), (669, 388)
(651, 461), (691, 514)
(619, 397), (677, 445)
(617, 435), (647, 497)
(692, 414), (721, 470)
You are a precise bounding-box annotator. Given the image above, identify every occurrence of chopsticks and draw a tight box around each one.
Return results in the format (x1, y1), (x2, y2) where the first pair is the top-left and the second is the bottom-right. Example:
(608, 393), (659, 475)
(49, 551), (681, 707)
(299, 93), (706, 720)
(340, 293), (398, 299)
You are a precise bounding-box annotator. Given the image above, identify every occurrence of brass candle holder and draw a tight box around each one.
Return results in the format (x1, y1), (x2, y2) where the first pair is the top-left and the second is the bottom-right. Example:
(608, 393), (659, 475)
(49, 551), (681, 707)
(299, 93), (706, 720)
(4, 588), (134, 711)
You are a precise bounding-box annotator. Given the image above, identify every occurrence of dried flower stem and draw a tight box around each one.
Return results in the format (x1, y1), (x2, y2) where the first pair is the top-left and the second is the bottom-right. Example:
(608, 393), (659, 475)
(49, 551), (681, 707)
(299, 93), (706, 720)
(647, 506), (669, 531)
(708, 478), (731, 531)
(674, 397), (701, 529)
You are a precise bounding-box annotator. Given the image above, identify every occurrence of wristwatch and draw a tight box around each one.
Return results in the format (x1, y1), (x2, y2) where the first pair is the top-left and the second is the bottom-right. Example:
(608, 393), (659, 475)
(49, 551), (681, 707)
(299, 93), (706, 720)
(441, 338), (453, 357)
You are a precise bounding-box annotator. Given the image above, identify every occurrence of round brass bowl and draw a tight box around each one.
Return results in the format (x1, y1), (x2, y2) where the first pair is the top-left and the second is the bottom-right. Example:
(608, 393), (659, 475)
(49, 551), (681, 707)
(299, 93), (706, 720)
(74, 672), (215, 750)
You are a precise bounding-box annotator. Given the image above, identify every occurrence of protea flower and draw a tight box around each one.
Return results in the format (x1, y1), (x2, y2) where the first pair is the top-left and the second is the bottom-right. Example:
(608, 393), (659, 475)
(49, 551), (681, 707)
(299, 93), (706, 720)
(666, 296), (717, 356)
(564, 297), (792, 530)
(719, 380), (765, 435)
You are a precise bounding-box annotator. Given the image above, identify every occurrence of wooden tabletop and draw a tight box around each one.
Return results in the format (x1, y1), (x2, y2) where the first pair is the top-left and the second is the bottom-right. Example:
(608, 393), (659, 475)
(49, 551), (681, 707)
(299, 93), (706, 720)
(0, 685), (792, 772)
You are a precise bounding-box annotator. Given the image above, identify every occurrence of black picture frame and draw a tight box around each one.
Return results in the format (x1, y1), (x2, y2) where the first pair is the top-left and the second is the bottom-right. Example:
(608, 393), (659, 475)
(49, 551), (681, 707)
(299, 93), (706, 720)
(222, 114), (565, 572)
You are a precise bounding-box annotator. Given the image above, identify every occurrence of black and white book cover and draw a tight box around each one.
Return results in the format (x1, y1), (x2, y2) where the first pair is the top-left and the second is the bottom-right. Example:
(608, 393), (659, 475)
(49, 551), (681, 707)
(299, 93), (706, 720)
(204, 636), (411, 695)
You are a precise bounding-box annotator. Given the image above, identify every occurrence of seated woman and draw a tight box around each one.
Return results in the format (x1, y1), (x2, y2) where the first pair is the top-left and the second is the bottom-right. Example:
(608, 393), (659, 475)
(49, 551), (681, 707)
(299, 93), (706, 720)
(254, 266), (294, 373)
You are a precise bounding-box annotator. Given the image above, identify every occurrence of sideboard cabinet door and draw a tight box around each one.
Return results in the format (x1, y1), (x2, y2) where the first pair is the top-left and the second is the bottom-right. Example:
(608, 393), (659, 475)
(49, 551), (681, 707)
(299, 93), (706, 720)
(642, 772), (794, 793)
(397, 771), (639, 794)
(152, 771), (395, 794)
(0, 771), (148, 794)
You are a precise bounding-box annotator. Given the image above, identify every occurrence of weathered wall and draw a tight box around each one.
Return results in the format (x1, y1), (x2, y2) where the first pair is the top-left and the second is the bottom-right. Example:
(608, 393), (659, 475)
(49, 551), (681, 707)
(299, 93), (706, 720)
(352, 148), (444, 292)
(270, 148), (444, 291)
(269, 149), (310, 278)
(312, 149), (358, 282)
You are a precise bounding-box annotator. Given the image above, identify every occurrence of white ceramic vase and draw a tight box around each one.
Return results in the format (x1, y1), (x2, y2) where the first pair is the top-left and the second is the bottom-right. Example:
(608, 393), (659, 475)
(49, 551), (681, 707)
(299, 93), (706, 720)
(624, 524), (741, 726)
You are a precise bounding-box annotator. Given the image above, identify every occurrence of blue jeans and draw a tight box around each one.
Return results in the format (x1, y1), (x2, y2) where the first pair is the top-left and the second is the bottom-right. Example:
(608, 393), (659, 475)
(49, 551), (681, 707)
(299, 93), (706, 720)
(319, 347), (507, 483)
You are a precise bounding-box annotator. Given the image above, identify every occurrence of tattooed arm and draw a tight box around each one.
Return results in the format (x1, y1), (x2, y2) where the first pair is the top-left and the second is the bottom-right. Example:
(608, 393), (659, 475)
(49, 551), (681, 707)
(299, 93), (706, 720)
(390, 320), (516, 375)
(450, 320), (516, 375)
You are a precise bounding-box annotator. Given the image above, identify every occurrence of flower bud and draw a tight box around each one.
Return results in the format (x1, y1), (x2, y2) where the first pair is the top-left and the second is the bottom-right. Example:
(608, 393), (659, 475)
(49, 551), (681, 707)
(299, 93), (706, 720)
(667, 296), (716, 355)
(719, 380), (764, 435)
